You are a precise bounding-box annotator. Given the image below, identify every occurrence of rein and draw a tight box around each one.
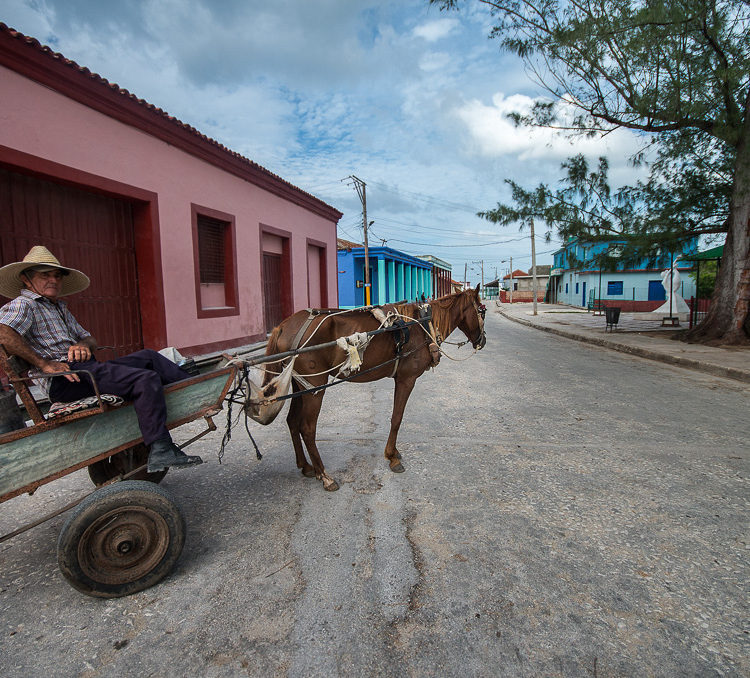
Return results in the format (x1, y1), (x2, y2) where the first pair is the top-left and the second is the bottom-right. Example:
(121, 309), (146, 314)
(387, 298), (486, 361)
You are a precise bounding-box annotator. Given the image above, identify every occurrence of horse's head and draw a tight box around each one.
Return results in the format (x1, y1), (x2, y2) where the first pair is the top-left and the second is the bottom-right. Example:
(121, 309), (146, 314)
(457, 284), (486, 350)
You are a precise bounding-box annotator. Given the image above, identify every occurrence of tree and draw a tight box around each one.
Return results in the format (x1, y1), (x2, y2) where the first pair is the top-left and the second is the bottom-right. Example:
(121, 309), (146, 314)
(478, 154), (683, 269)
(430, 0), (750, 343)
(479, 150), (727, 270)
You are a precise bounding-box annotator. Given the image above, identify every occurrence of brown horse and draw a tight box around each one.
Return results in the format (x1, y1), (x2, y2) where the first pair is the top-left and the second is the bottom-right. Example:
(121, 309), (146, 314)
(257, 285), (486, 491)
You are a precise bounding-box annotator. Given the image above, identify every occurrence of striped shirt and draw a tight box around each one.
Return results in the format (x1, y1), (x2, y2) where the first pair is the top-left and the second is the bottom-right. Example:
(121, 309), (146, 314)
(0, 289), (91, 384)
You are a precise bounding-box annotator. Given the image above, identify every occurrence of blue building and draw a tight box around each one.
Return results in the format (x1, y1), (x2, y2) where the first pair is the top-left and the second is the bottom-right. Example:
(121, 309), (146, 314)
(549, 238), (698, 311)
(337, 243), (433, 308)
(416, 254), (453, 298)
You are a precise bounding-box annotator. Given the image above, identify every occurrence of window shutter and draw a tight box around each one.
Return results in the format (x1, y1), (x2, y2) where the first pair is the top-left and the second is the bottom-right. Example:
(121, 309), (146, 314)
(197, 216), (225, 284)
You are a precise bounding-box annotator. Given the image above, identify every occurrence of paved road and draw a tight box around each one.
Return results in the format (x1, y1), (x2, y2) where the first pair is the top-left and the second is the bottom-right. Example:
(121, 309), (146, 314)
(1, 312), (748, 677)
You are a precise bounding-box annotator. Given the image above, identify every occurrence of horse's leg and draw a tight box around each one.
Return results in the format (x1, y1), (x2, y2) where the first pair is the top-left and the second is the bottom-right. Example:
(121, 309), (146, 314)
(287, 385), (315, 478)
(298, 392), (339, 492)
(384, 375), (417, 473)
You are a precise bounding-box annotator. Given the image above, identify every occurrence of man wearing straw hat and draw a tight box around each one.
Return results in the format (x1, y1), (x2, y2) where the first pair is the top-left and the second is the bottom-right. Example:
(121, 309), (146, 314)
(0, 246), (203, 472)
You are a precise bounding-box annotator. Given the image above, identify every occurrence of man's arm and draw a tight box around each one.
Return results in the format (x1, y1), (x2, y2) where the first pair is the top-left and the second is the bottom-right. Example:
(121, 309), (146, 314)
(0, 324), (83, 382)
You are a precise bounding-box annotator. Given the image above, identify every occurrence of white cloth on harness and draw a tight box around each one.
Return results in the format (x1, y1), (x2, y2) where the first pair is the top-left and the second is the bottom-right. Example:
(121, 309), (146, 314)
(244, 356), (297, 425)
(335, 331), (371, 378)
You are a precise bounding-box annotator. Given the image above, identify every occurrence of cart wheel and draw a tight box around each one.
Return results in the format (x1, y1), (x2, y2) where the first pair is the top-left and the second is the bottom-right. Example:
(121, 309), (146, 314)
(57, 480), (185, 598)
(88, 443), (168, 486)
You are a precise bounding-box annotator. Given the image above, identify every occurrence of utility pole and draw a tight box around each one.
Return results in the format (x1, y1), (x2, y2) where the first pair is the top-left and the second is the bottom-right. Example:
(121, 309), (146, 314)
(530, 220), (538, 316)
(464, 262), (467, 290)
(472, 260), (484, 297)
(347, 175), (371, 306)
(509, 256), (513, 304)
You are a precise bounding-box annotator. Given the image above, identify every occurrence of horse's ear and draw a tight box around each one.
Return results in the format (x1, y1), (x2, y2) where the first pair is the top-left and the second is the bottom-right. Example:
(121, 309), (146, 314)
(474, 284), (480, 294)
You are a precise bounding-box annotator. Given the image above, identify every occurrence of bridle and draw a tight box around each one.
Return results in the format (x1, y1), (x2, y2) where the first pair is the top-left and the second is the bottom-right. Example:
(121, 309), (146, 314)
(467, 300), (486, 349)
(476, 303), (487, 348)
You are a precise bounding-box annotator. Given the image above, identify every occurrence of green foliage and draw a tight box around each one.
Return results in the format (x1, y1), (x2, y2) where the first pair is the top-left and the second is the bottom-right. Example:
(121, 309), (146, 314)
(429, 0), (750, 340)
(430, 0), (746, 267)
(690, 260), (718, 298)
(479, 153), (698, 269)
(430, 1), (750, 148)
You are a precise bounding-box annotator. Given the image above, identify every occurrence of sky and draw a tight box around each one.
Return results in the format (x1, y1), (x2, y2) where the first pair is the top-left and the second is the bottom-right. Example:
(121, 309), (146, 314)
(1, 0), (647, 286)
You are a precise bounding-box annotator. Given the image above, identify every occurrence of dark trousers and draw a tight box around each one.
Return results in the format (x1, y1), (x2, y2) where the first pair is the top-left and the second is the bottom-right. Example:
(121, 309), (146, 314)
(49, 349), (191, 446)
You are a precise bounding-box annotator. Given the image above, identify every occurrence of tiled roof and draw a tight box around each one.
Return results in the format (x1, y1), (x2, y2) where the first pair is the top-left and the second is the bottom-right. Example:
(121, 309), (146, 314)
(0, 22), (342, 222)
(337, 238), (363, 249)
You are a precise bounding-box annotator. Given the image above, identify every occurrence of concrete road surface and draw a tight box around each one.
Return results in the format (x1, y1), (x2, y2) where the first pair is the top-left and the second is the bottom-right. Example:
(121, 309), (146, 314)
(1, 311), (747, 677)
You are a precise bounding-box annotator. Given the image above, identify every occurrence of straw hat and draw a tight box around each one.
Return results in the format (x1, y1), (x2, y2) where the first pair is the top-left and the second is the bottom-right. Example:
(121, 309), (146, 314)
(0, 246), (90, 299)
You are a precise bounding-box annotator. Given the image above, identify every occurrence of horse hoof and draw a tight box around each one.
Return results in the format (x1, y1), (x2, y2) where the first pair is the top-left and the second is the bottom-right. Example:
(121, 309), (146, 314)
(323, 478), (340, 491)
(317, 472), (339, 491)
(390, 461), (405, 473)
(301, 467), (316, 478)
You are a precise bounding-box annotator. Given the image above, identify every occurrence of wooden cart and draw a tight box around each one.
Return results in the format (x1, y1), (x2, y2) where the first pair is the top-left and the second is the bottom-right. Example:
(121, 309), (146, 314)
(0, 349), (237, 598)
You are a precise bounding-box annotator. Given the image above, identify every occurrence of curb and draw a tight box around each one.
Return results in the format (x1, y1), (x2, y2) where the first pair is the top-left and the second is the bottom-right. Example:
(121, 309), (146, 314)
(497, 309), (750, 384)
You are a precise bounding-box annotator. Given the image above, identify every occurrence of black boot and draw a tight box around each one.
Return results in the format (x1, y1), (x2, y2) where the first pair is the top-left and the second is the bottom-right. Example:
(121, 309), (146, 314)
(147, 437), (203, 473)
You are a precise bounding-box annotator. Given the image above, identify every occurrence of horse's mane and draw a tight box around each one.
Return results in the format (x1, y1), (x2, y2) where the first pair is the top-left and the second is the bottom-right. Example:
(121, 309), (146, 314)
(392, 290), (470, 339)
(430, 291), (469, 338)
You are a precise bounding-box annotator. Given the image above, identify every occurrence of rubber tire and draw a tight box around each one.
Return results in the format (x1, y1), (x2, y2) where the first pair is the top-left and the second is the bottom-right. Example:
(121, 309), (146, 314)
(88, 443), (168, 486)
(57, 480), (185, 598)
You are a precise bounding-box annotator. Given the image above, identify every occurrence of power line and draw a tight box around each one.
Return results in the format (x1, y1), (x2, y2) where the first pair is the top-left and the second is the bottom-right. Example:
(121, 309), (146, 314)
(382, 235), (531, 248)
(370, 214), (494, 237)
(368, 180), (482, 213)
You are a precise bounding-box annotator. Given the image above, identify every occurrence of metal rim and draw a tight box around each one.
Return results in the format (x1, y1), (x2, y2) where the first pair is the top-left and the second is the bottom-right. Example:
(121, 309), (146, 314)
(76, 505), (170, 585)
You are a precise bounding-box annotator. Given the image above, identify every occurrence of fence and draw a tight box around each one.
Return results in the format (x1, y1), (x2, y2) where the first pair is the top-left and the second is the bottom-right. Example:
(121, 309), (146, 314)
(689, 297), (711, 329)
(499, 290), (545, 303)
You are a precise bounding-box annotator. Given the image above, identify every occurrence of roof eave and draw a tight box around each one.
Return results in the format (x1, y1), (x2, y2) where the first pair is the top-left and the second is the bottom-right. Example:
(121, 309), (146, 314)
(0, 23), (342, 223)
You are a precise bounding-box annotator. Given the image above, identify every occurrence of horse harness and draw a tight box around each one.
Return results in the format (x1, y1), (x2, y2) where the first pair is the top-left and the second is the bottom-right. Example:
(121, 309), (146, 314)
(288, 303), (442, 386)
(386, 303), (441, 375)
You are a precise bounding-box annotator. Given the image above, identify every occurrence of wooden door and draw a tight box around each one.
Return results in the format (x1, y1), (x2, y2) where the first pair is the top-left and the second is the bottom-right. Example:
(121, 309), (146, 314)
(0, 168), (143, 356)
(262, 252), (283, 333)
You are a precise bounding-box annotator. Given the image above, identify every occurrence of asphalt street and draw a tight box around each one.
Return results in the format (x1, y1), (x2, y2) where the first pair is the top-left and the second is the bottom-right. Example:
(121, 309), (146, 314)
(1, 310), (748, 677)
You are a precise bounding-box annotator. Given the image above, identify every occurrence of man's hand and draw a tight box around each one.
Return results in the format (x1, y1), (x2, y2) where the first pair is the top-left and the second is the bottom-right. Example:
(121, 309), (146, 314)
(67, 343), (93, 363)
(40, 359), (80, 382)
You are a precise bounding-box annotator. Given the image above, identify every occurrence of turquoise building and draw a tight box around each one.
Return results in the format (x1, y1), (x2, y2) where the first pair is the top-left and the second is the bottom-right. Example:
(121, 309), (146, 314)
(337, 245), (433, 308)
(549, 239), (698, 310)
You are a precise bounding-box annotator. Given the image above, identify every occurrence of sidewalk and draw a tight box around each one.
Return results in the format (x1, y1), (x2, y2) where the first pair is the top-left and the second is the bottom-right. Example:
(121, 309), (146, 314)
(494, 302), (750, 384)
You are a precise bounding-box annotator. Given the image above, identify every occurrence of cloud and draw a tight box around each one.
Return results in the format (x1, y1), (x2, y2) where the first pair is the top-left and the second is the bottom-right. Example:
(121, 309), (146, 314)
(1, 0), (650, 277)
(413, 18), (459, 42)
(453, 92), (647, 184)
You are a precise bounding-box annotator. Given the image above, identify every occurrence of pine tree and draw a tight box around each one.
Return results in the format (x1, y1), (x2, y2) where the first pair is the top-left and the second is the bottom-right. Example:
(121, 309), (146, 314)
(431, 0), (750, 343)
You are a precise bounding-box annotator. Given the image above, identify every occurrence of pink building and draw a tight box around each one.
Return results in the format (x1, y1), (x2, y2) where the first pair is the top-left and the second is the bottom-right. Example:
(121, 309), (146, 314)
(0, 24), (341, 357)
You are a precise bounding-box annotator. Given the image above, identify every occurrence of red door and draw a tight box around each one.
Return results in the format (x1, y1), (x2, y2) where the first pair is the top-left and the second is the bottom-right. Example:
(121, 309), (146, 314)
(0, 168), (143, 356)
(263, 252), (283, 333)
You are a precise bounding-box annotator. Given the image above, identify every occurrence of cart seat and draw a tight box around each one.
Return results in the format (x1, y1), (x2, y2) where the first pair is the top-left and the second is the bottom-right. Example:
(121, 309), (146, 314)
(47, 394), (125, 419)
(0, 345), (121, 425)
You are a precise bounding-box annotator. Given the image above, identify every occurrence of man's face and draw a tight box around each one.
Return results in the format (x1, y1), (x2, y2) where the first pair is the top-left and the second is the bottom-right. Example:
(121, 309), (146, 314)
(22, 269), (65, 301)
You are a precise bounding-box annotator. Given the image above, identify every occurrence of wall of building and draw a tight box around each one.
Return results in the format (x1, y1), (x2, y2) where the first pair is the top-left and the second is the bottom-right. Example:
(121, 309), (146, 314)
(337, 247), (432, 308)
(553, 269), (697, 309)
(0, 62), (339, 354)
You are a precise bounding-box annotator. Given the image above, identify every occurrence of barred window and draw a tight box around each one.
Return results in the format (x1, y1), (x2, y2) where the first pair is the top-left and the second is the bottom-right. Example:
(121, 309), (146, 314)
(192, 205), (238, 318)
(608, 280), (624, 295)
(197, 216), (226, 284)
